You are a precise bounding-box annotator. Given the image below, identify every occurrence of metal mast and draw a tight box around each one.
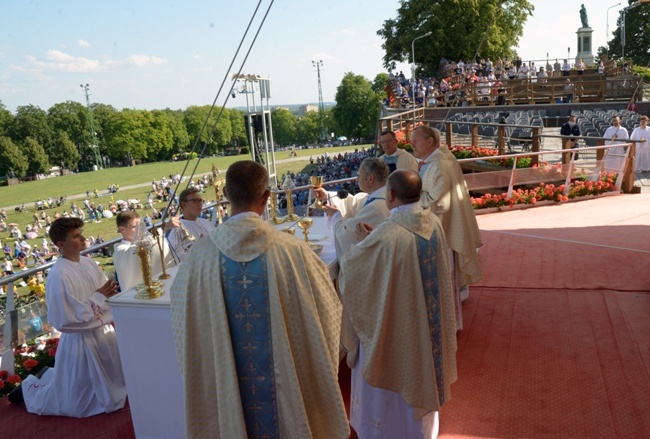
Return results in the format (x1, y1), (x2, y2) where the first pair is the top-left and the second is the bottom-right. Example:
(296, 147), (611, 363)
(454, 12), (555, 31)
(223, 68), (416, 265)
(80, 84), (102, 170)
(312, 60), (326, 143)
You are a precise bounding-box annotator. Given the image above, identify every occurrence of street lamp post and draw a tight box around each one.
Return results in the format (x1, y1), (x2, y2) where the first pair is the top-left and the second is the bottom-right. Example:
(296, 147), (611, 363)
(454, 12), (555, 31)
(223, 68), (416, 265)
(606, 2), (621, 52)
(411, 31), (432, 109)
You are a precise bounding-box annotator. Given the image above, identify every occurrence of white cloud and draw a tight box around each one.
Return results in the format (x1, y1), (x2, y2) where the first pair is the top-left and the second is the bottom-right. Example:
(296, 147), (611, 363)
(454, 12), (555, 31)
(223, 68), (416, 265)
(77, 39), (92, 49)
(31, 50), (102, 72)
(127, 54), (168, 67)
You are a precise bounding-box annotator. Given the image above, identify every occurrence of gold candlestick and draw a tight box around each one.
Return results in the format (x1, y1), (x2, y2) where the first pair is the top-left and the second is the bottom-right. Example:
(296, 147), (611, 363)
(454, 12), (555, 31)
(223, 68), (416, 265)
(133, 222), (164, 300)
(268, 192), (284, 224)
(212, 164), (223, 224)
(150, 224), (171, 280)
(281, 175), (299, 222)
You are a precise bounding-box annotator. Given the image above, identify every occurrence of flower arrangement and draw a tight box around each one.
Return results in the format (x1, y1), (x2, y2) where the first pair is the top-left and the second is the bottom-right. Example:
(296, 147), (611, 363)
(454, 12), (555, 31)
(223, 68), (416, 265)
(0, 337), (59, 398)
(470, 172), (618, 210)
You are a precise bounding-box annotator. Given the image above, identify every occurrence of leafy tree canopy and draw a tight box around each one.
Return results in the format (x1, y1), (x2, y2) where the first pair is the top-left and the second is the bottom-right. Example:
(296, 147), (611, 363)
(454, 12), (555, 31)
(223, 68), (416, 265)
(378, 0), (534, 76)
(296, 111), (321, 145)
(332, 72), (381, 140)
(49, 131), (81, 171)
(0, 101), (13, 137)
(0, 136), (29, 178)
(271, 108), (297, 146)
(21, 137), (50, 176)
(9, 105), (54, 151)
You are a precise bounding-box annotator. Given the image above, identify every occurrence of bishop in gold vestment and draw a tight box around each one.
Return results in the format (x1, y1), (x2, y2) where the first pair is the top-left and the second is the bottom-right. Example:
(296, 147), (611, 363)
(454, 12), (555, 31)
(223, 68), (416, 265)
(170, 161), (349, 439)
(339, 170), (457, 438)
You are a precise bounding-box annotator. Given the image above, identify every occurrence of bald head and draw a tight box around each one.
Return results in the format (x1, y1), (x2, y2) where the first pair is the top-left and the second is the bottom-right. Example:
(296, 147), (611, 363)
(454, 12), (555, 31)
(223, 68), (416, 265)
(386, 170), (422, 209)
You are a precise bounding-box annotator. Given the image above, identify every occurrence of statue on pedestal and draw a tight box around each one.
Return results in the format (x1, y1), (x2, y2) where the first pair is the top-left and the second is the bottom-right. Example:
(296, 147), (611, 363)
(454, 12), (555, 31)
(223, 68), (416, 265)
(580, 4), (589, 28)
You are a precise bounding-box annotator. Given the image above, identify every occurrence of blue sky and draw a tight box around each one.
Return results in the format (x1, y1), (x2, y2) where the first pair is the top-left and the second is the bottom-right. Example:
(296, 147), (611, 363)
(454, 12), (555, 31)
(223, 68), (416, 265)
(0, 0), (628, 114)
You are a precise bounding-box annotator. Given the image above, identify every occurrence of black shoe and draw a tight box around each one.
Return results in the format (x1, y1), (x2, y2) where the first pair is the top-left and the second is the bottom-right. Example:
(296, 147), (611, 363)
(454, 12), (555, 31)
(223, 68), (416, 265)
(8, 385), (23, 403)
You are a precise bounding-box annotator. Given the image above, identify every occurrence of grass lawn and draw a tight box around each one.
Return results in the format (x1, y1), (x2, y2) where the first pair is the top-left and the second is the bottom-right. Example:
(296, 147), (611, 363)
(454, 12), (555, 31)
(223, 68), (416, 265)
(1, 145), (367, 298)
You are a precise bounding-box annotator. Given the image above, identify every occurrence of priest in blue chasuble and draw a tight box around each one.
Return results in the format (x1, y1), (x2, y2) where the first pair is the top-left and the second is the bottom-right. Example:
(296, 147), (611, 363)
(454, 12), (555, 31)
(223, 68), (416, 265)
(339, 170), (457, 439)
(170, 161), (349, 439)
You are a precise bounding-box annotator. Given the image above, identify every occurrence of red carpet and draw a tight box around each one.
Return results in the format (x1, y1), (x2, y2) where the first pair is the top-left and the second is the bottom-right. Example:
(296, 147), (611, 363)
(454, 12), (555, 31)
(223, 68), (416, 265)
(439, 193), (650, 438)
(0, 398), (135, 439)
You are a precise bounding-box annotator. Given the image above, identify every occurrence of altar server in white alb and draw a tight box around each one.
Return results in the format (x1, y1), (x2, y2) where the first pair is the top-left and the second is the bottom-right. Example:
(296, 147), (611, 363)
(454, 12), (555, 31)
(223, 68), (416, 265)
(631, 115), (650, 172)
(170, 161), (349, 439)
(411, 124), (483, 330)
(379, 129), (419, 173)
(10, 218), (126, 417)
(603, 115), (630, 172)
(339, 170), (457, 438)
(166, 187), (215, 261)
(314, 157), (390, 256)
(113, 210), (176, 293)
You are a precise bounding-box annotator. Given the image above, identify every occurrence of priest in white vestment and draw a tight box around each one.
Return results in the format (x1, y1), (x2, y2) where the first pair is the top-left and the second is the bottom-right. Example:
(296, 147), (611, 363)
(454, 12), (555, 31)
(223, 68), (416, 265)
(314, 157), (390, 257)
(113, 211), (176, 293)
(170, 161), (349, 439)
(166, 187), (215, 262)
(631, 115), (650, 172)
(379, 129), (419, 173)
(11, 218), (126, 417)
(339, 170), (457, 439)
(411, 124), (483, 330)
(603, 115), (630, 172)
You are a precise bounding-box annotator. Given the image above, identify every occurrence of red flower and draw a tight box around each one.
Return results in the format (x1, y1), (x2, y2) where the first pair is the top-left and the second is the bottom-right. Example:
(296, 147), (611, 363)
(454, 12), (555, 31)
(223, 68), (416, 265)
(7, 375), (22, 385)
(48, 348), (57, 357)
(23, 358), (38, 372)
(0, 370), (8, 379)
(0, 379), (4, 390)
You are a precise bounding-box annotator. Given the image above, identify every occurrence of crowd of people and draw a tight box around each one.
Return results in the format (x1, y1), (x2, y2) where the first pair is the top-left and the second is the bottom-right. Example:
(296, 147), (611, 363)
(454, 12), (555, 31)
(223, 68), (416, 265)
(387, 55), (617, 109)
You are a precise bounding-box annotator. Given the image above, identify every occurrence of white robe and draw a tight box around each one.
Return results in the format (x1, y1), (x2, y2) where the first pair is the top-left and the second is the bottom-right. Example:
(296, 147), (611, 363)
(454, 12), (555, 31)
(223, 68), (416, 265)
(113, 236), (175, 293)
(631, 126), (650, 172)
(603, 125), (630, 172)
(170, 213), (349, 439)
(23, 257), (126, 417)
(166, 217), (214, 262)
(327, 186), (390, 257)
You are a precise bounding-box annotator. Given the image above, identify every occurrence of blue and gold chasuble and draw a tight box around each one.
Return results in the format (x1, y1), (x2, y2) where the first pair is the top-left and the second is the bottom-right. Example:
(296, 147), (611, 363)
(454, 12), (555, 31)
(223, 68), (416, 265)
(415, 232), (446, 406)
(221, 253), (280, 439)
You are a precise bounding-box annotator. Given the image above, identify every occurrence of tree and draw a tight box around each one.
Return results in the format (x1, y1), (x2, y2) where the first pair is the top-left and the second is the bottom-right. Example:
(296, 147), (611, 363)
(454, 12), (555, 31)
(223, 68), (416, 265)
(296, 111), (321, 145)
(271, 108), (297, 146)
(332, 72), (381, 141)
(157, 109), (190, 154)
(103, 109), (153, 162)
(0, 101), (13, 137)
(9, 104), (54, 151)
(21, 137), (50, 175)
(183, 106), (235, 156)
(0, 136), (29, 178)
(49, 131), (81, 170)
(371, 73), (390, 95)
(606, 0), (650, 65)
(377, 0), (534, 77)
(227, 109), (248, 148)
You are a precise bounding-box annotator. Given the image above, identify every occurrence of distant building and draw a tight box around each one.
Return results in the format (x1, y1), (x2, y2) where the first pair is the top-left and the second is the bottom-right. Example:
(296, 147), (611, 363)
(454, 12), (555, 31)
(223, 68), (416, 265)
(297, 104), (319, 116)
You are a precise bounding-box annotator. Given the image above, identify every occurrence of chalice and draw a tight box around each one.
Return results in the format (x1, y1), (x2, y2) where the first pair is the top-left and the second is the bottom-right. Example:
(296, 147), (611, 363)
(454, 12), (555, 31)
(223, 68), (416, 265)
(296, 218), (313, 243)
(309, 176), (324, 210)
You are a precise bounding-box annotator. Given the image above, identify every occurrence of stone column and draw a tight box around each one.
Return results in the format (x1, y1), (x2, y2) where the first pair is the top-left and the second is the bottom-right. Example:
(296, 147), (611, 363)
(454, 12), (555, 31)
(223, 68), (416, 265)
(575, 27), (594, 65)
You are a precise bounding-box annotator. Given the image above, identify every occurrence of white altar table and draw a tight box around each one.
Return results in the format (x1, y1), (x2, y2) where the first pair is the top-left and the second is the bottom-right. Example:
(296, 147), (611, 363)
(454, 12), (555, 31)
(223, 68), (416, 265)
(108, 216), (336, 439)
